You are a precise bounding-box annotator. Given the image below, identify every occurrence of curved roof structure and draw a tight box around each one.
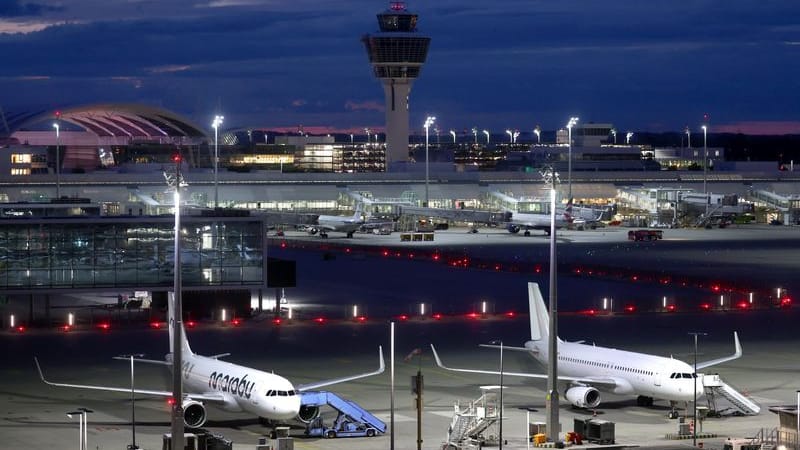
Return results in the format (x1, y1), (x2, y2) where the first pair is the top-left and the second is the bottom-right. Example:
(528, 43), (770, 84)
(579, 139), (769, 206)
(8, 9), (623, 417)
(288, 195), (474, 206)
(2, 103), (208, 139)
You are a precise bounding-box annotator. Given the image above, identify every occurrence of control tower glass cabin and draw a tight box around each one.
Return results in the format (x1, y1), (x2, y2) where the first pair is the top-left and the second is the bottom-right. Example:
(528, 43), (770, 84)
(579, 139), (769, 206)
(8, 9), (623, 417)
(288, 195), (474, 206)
(362, 2), (431, 165)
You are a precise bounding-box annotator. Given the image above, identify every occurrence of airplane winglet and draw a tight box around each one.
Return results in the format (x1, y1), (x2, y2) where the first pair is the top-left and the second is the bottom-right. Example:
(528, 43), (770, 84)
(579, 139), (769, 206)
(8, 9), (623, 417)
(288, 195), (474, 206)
(430, 344), (446, 369)
(33, 357), (51, 385)
(378, 345), (386, 373)
(695, 331), (743, 370)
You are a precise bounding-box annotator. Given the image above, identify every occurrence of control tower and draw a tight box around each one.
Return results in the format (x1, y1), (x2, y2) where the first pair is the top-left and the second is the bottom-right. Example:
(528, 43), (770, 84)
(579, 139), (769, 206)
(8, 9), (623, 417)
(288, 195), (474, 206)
(362, 2), (431, 165)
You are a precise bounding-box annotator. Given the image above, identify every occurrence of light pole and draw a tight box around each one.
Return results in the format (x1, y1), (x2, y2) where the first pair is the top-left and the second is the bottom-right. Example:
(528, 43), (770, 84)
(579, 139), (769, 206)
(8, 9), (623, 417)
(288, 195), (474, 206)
(626, 131), (634, 145)
(688, 332), (707, 447)
(164, 153), (186, 450)
(702, 124), (708, 216)
(212, 115), (223, 209)
(472, 127), (478, 145)
(67, 410), (84, 450)
(611, 128), (617, 145)
(483, 129), (490, 144)
(566, 117), (578, 201)
(534, 126), (541, 144)
(119, 354), (144, 449)
(489, 340), (505, 450)
(364, 128), (371, 148)
(545, 167), (560, 443)
(506, 129), (513, 144)
(514, 130), (520, 144)
(77, 407), (93, 450)
(423, 116), (436, 207)
(450, 130), (456, 144)
(53, 122), (60, 199)
(685, 126), (691, 148)
(350, 133), (354, 144)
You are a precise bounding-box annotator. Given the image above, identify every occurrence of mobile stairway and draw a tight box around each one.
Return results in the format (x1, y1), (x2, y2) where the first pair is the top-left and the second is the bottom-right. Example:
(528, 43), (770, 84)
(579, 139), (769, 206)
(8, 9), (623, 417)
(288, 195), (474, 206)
(702, 374), (761, 415)
(443, 388), (501, 449)
(300, 391), (386, 438)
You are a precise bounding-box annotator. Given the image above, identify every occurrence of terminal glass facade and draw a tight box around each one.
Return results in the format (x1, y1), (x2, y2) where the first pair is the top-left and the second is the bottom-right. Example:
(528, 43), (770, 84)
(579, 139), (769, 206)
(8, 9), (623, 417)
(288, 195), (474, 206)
(0, 216), (265, 291)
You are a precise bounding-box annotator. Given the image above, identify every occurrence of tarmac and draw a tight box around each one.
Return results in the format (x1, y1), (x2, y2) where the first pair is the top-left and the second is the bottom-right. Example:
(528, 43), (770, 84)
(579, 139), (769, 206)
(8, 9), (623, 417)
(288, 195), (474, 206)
(2, 224), (799, 449)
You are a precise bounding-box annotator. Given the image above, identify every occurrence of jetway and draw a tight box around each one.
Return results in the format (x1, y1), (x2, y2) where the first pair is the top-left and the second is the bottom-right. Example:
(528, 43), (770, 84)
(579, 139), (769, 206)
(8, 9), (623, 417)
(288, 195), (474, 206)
(395, 205), (505, 225)
(703, 374), (760, 415)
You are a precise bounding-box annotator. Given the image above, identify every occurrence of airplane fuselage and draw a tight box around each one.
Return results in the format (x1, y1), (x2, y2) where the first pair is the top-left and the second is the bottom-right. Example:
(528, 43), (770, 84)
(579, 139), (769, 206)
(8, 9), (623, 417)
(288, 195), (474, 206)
(176, 352), (301, 420)
(525, 340), (702, 402)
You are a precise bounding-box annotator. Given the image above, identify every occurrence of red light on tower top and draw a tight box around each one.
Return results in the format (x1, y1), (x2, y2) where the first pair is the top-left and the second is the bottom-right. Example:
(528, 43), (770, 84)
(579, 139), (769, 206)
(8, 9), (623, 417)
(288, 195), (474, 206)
(389, 2), (406, 11)
(172, 153), (182, 163)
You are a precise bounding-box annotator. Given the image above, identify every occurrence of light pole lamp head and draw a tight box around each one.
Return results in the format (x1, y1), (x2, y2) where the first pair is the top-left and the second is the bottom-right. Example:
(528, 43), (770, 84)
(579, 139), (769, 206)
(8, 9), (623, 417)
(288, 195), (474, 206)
(212, 115), (224, 129)
(52, 122), (60, 137)
(66, 411), (83, 419)
(567, 117), (579, 129)
(626, 131), (634, 144)
(424, 116), (436, 130)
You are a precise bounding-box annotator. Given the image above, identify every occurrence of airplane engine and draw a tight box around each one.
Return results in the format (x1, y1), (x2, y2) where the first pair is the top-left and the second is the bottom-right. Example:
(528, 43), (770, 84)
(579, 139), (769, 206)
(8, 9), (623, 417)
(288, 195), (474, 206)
(308, 227), (319, 235)
(506, 224), (520, 234)
(182, 400), (207, 428)
(296, 405), (320, 424)
(564, 386), (601, 408)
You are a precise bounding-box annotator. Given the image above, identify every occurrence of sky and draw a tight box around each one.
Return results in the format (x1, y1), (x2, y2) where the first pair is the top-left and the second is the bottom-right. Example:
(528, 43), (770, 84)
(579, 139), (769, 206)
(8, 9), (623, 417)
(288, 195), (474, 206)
(1, 0), (800, 136)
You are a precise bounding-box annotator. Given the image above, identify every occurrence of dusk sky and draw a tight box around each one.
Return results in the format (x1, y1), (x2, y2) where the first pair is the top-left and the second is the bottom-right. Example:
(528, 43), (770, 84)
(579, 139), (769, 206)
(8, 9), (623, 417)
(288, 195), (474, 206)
(2, 0), (799, 136)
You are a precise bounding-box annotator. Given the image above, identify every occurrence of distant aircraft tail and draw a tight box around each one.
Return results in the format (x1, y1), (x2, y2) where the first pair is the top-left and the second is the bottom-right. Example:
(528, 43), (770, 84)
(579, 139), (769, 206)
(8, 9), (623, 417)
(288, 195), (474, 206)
(528, 282), (551, 341)
(353, 202), (365, 221)
(168, 292), (193, 356)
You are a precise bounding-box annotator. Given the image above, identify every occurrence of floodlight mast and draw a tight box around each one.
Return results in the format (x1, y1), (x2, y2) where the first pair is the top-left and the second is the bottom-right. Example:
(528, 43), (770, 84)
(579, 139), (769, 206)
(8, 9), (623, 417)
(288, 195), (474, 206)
(423, 116), (436, 207)
(164, 153), (186, 450)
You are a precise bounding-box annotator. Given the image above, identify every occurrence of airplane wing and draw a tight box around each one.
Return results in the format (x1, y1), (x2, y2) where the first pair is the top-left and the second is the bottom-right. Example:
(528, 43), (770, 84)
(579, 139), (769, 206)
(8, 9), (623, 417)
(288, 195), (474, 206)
(296, 346), (385, 392)
(478, 344), (532, 352)
(34, 357), (226, 403)
(112, 356), (170, 366)
(695, 332), (742, 370)
(430, 345), (617, 389)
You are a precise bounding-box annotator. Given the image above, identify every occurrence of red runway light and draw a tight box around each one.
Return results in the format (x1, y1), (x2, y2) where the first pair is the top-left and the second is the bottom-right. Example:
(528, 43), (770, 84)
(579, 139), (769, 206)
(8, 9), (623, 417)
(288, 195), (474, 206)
(98, 323), (110, 330)
(432, 313), (443, 320)
(624, 305), (636, 313)
(280, 242), (287, 249)
(711, 284), (721, 292)
(432, 254), (440, 261)
(272, 318), (282, 325)
(345, 248), (351, 253)
(699, 303), (712, 311)
(398, 314), (409, 321)
(167, 398), (176, 406)
(313, 317), (326, 324)
(665, 304), (676, 312)
(231, 318), (242, 326)
(466, 312), (479, 319)
(583, 309), (597, 316)
(61, 325), (72, 332)
(736, 301), (749, 310)
(382, 250), (389, 257)
(780, 297), (792, 308)
(505, 311), (516, 318)
(356, 316), (367, 323)
(186, 320), (197, 328)
(150, 321), (162, 329)
(15, 325), (26, 333)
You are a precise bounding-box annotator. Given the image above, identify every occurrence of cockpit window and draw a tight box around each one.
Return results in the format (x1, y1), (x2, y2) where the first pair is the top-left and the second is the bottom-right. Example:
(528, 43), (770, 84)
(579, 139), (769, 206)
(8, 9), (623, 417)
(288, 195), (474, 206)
(266, 390), (275, 396)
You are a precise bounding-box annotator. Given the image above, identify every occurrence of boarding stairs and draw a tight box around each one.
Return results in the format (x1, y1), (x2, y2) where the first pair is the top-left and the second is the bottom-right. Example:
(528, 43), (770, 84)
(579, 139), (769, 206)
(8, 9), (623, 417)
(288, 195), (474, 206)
(300, 391), (386, 434)
(694, 203), (725, 227)
(702, 374), (760, 415)
(445, 390), (500, 447)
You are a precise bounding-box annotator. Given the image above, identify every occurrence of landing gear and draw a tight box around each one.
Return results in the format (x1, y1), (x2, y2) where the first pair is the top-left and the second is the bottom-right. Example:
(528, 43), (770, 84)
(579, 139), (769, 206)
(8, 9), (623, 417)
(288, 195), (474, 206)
(524, 230), (531, 237)
(320, 231), (328, 238)
(346, 231), (354, 238)
(636, 395), (654, 407)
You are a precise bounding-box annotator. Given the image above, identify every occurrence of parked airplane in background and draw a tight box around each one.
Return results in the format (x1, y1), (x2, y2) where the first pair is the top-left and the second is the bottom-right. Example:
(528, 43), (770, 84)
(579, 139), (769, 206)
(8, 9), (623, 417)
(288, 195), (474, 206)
(36, 294), (385, 428)
(308, 203), (365, 238)
(504, 210), (569, 236)
(432, 282), (747, 415)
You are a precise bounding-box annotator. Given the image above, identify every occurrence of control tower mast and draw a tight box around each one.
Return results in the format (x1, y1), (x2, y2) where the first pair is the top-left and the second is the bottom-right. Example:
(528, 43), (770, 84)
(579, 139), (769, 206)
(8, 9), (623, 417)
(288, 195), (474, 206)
(362, 2), (431, 165)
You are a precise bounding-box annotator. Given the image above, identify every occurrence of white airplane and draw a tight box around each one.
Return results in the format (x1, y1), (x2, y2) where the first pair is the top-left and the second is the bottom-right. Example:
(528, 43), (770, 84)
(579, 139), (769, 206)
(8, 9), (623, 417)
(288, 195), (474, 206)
(431, 282), (744, 414)
(308, 203), (365, 238)
(35, 295), (385, 428)
(504, 210), (569, 236)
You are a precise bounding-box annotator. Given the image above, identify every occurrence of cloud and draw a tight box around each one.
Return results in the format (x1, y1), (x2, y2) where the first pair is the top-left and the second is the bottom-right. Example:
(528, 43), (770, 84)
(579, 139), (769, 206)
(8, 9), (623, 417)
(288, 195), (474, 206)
(714, 121), (800, 136)
(146, 64), (193, 74)
(291, 99), (307, 107)
(0, 1), (62, 18)
(345, 100), (383, 112)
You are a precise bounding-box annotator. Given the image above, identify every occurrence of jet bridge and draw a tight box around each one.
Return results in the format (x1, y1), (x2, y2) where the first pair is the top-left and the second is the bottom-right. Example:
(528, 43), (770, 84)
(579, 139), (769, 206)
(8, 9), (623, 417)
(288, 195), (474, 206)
(300, 391), (386, 438)
(702, 374), (760, 415)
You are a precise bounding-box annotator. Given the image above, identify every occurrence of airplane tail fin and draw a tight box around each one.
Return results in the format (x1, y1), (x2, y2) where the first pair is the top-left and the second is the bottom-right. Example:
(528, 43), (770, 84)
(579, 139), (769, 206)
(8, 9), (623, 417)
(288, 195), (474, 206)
(353, 202), (364, 221)
(168, 291), (193, 356)
(528, 282), (551, 341)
